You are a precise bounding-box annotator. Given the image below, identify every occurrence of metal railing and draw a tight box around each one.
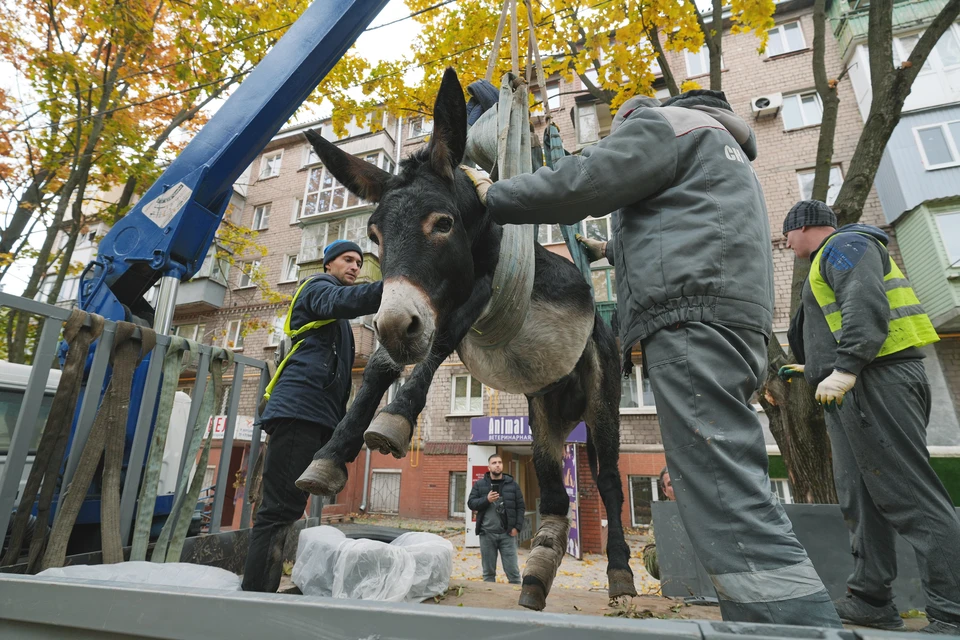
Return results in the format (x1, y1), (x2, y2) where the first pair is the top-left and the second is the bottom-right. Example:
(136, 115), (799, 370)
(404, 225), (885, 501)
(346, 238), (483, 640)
(0, 291), (270, 554)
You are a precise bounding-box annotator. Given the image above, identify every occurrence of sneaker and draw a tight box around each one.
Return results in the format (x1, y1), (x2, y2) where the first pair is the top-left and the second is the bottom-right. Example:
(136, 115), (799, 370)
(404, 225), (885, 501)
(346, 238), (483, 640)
(833, 593), (905, 630)
(920, 618), (960, 635)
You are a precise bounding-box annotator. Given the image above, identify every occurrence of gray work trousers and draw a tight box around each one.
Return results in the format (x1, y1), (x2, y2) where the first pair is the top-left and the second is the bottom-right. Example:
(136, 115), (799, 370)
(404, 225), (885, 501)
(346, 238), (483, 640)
(827, 359), (960, 624)
(642, 322), (841, 628)
(479, 531), (521, 583)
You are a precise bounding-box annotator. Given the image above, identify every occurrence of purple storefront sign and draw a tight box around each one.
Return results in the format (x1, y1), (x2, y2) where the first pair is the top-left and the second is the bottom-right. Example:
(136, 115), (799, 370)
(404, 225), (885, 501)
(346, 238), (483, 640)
(470, 416), (587, 443)
(562, 443), (581, 559)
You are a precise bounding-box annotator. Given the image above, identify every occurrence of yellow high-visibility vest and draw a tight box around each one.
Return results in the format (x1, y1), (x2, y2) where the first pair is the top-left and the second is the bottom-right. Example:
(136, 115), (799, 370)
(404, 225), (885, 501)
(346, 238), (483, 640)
(261, 277), (333, 404)
(809, 233), (939, 357)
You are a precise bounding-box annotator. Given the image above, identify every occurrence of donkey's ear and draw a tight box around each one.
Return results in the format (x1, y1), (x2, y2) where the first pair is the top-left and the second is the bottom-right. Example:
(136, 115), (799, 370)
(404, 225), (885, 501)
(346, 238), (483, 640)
(304, 128), (392, 202)
(429, 67), (468, 182)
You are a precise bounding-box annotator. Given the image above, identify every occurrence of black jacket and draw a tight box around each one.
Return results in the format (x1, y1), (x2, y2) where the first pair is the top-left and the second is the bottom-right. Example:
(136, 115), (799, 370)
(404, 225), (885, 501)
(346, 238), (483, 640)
(261, 274), (382, 429)
(467, 472), (525, 535)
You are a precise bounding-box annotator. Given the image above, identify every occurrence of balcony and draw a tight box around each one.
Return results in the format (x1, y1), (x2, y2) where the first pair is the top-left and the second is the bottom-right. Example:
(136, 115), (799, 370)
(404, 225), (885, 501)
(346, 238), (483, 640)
(176, 250), (229, 313)
(831, 0), (952, 60)
(895, 203), (960, 331)
(596, 301), (617, 330)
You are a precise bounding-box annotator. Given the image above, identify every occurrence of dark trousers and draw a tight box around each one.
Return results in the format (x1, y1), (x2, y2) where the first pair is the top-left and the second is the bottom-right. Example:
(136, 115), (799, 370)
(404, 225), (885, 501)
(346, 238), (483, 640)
(827, 360), (960, 623)
(241, 417), (331, 593)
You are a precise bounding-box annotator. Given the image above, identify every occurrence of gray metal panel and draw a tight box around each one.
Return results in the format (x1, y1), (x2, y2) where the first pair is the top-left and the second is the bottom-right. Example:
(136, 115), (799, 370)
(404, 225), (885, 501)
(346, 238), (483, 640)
(209, 362), (244, 534)
(0, 314), (61, 539)
(874, 148), (908, 223)
(0, 574), (901, 640)
(878, 105), (960, 224)
(119, 341), (169, 545)
(654, 501), (960, 612)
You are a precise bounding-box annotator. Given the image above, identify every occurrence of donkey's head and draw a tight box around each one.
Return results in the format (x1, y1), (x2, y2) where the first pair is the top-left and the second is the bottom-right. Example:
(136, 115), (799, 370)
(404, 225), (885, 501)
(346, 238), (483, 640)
(306, 68), (494, 365)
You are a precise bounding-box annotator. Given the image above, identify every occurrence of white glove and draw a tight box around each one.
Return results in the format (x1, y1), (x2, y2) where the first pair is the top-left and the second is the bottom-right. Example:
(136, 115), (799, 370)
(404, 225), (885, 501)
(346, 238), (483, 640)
(460, 165), (492, 205)
(815, 370), (857, 409)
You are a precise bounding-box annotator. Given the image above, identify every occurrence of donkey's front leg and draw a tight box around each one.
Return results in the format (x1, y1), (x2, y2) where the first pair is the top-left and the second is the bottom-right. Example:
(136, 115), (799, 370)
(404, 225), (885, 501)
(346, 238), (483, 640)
(364, 275), (493, 457)
(296, 347), (401, 496)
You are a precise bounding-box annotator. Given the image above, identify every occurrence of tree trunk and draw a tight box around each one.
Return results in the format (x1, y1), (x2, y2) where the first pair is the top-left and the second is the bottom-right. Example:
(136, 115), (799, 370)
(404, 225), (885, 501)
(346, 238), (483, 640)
(8, 214), (64, 363)
(649, 26), (680, 96)
(0, 169), (50, 257)
(707, 0), (723, 90)
(810, 0), (840, 203)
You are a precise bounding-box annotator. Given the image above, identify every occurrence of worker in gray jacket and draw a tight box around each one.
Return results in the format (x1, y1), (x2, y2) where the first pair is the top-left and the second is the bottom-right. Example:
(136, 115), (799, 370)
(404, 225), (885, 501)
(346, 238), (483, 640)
(465, 90), (840, 627)
(780, 201), (960, 635)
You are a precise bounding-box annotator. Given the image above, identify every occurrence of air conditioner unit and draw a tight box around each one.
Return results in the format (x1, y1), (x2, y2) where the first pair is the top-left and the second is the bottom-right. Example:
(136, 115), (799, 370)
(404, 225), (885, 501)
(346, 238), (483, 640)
(751, 92), (783, 119)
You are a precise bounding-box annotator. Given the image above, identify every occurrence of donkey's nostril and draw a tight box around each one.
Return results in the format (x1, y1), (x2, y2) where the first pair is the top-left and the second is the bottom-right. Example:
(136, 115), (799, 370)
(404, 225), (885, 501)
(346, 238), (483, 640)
(406, 315), (422, 337)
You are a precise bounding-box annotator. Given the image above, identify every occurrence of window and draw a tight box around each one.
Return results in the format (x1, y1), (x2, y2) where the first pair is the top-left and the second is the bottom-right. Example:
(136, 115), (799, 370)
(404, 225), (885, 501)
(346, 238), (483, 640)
(259, 150), (282, 179)
(223, 319), (244, 350)
(237, 260), (260, 289)
(936, 212), (960, 267)
(534, 81), (561, 112)
(766, 21), (806, 57)
(577, 103), (601, 145)
(252, 204), (271, 230)
(387, 377), (406, 404)
(591, 267), (616, 302)
(451, 374), (483, 414)
(291, 198), (303, 223)
(408, 117), (434, 138)
(770, 479), (794, 504)
(797, 166), (843, 206)
(685, 47), (716, 77)
(174, 323), (206, 343)
(628, 476), (659, 526)
(302, 164), (369, 217)
(282, 255), (299, 283)
(914, 121), (960, 170)
(620, 365), (656, 411)
(299, 213), (373, 263)
(449, 472), (467, 518)
(303, 145), (320, 167)
(537, 214), (612, 246)
(0, 390), (54, 454)
(782, 92), (822, 130)
(267, 314), (285, 347)
(537, 224), (564, 245)
(381, 154), (396, 175)
(894, 25), (960, 109)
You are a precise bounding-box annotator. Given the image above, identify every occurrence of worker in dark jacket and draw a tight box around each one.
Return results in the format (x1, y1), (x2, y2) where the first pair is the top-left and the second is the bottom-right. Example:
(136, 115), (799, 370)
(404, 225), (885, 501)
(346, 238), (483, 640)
(779, 201), (959, 635)
(464, 90), (840, 627)
(242, 240), (382, 593)
(467, 454), (525, 584)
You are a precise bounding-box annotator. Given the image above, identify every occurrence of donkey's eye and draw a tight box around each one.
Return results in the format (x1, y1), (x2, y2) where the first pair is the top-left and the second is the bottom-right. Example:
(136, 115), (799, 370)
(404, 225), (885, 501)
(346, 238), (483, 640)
(433, 217), (454, 234)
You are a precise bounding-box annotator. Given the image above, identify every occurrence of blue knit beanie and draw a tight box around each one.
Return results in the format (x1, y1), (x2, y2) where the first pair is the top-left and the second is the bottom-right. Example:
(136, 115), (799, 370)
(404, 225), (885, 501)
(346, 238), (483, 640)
(323, 240), (363, 267)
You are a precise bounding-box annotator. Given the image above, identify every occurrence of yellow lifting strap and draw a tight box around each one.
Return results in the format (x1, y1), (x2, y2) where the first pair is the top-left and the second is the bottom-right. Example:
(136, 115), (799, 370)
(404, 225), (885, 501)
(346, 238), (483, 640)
(809, 232), (939, 358)
(262, 277), (334, 403)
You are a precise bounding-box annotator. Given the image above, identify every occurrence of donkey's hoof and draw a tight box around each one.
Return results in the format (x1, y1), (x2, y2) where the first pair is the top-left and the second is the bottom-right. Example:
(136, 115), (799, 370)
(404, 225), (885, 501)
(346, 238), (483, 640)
(296, 459), (346, 496)
(364, 412), (412, 459)
(518, 577), (547, 611)
(608, 568), (638, 599)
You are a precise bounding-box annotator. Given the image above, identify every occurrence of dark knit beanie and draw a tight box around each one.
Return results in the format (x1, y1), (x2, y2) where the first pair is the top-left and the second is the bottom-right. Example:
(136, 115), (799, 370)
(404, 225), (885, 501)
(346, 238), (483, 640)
(323, 239), (363, 267)
(782, 200), (838, 235)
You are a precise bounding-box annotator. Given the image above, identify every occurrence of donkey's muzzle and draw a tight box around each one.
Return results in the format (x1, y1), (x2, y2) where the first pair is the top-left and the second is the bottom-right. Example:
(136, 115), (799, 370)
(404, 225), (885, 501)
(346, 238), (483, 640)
(375, 278), (435, 364)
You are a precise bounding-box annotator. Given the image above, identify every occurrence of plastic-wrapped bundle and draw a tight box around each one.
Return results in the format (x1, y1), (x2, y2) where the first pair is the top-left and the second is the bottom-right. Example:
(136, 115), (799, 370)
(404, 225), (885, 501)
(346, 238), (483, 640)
(37, 561), (241, 591)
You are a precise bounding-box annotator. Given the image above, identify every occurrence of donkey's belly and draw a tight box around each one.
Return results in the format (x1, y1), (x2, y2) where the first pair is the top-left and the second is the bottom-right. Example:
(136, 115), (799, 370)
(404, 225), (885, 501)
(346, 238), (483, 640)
(457, 300), (594, 395)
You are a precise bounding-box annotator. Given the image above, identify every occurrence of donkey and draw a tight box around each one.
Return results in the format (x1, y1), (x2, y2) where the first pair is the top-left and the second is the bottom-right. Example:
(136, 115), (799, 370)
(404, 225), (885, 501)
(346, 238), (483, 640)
(295, 68), (636, 610)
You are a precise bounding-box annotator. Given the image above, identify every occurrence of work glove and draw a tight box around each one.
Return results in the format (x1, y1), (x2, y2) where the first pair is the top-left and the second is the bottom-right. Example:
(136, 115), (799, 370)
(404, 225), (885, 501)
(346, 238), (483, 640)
(461, 165), (492, 205)
(575, 233), (607, 262)
(777, 363), (805, 382)
(815, 370), (857, 410)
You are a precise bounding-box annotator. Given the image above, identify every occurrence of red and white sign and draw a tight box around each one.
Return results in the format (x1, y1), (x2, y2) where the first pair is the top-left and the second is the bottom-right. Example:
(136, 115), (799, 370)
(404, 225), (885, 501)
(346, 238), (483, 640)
(204, 415), (264, 443)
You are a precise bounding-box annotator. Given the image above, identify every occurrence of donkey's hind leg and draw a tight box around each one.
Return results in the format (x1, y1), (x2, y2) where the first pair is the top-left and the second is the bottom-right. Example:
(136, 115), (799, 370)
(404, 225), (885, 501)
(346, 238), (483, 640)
(584, 316), (637, 599)
(520, 395), (576, 611)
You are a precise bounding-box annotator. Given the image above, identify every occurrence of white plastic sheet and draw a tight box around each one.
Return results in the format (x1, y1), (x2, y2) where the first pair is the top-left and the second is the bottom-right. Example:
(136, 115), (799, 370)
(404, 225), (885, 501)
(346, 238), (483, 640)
(292, 526), (454, 602)
(37, 561), (241, 591)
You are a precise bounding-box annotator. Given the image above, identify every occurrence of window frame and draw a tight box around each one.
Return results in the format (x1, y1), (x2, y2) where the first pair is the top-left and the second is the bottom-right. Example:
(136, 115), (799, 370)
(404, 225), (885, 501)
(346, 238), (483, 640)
(620, 362), (656, 414)
(173, 322), (206, 343)
(236, 260), (261, 289)
(450, 373), (483, 415)
(913, 121), (960, 170)
(627, 475), (661, 527)
(408, 117), (434, 139)
(301, 155), (379, 218)
(796, 165), (844, 206)
(766, 21), (806, 57)
(267, 314), (285, 348)
(934, 211), (960, 268)
(223, 319), (244, 351)
(770, 478), (794, 504)
(781, 91), (823, 130)
(684, 47), (722, 78)
(252, 203), (271, 230)
(281, 254), (300, 283)
(258, 150), (283, 180)
(449, 471), (467, 518)
(534, 80), (561, 112)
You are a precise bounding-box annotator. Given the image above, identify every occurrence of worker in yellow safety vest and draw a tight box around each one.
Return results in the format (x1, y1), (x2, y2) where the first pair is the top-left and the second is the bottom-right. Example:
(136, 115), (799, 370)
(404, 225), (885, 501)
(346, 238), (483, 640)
(242, 240), (382, 593)
(779, 200), (960, 635)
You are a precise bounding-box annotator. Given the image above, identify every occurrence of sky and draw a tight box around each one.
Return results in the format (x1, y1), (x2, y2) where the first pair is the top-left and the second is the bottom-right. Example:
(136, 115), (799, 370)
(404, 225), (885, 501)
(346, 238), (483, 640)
(0, 0), (421, 296)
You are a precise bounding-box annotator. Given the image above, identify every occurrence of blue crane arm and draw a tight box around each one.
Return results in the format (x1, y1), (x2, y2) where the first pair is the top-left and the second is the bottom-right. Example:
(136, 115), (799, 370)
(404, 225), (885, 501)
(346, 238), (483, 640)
(79, 0), (391, 321)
